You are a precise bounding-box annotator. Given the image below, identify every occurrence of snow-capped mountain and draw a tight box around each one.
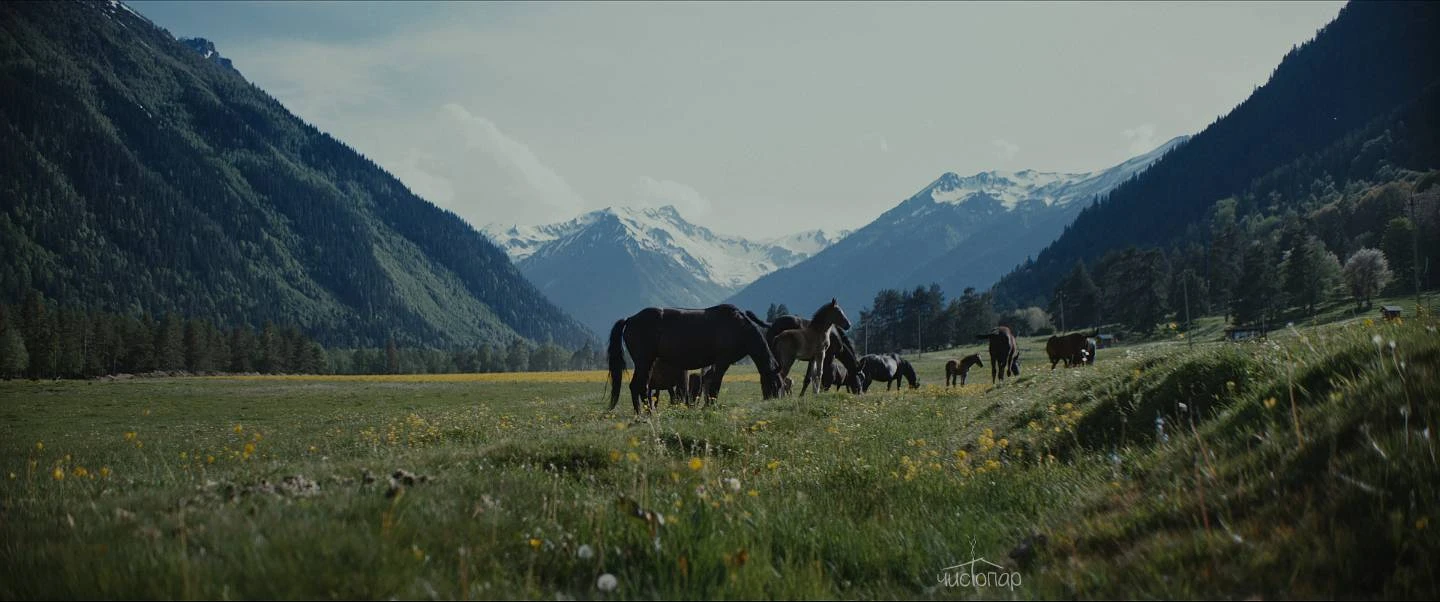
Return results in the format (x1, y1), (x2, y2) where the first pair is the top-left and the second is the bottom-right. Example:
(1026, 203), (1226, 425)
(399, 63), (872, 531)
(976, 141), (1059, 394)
(484, 206), (849, 334)
(725, 135), (1190, 315)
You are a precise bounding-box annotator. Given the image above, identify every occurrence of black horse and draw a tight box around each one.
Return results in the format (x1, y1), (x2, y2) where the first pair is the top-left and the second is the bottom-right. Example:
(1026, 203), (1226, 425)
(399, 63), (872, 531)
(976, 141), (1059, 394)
(608, 304), (783, 414)
(975, 326), (1019, 384)
(749, 311), (862, 395)
(857, 353), (919, 391)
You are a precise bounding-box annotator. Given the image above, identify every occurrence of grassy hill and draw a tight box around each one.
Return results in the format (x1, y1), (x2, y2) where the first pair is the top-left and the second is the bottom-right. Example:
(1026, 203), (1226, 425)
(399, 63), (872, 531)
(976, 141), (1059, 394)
(1, 308), (1435, 598)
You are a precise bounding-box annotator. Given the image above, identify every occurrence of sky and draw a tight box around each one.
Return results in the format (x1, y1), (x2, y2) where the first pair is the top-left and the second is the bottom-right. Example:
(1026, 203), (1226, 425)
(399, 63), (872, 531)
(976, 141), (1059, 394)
(129, 1), (1346, 240)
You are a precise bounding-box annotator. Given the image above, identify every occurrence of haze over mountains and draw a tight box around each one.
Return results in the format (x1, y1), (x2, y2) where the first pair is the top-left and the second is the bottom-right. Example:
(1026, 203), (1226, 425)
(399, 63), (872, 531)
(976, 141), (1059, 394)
(3, 0), (1435, 366)
(725, 136), (1189, 315)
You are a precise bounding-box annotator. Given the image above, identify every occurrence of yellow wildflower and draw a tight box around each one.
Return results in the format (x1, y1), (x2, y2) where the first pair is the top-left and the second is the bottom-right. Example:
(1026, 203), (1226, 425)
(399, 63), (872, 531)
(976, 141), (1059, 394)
(99, 467), (111, 478)
(35, 441), (43, 451)
(52, 467), (64, 480)
(234, 424), (243, 434)
(688, 457), (704, 471)
(529, 538), (542, 549)
(766, 460), (781, 471)
(747, 489), (759, 497)
(1264, 397), (1278, 409)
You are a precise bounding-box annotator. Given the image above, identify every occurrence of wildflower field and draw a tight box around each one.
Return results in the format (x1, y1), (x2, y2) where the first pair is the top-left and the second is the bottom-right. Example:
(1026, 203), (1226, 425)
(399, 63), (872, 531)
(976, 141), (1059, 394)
(2, 318), (1437, 599)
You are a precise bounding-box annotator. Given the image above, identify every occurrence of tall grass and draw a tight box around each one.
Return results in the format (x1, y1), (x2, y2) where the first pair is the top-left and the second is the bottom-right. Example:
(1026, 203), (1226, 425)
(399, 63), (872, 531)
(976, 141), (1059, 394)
(1, 318), (1435, 599)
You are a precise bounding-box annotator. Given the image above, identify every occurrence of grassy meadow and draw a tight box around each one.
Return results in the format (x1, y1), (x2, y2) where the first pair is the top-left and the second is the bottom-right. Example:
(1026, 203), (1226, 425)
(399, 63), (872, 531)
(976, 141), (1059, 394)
(2, 314), (1438, 599)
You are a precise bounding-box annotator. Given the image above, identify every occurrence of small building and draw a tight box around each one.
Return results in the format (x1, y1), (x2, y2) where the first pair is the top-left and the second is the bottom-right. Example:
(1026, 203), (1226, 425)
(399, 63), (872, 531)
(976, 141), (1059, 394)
(1381, 305), (1403, 321)
(1225, 327), (1266, 342)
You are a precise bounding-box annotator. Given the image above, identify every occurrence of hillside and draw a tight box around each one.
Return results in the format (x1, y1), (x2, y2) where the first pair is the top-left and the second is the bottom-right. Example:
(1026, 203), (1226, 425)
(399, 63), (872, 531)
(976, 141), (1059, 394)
(993, 0), (1440, 309)
(0, 0), (592, 348)
(726, 137), (1186, 314)
(485, 206), (850, 334)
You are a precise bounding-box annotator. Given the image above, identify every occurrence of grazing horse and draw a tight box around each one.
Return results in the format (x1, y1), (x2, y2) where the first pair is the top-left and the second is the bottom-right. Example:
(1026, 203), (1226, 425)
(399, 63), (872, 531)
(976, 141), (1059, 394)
(975, 326), (1019, 384)
(821, 350), (865, 394)
(772, 300), (853, 397)
(1045, 333), (1092, 369)
(857, 353), (920, 391)
(750, 311), (862, 395)
(945, 354), (984, 387)
(608, 304), (783, 414)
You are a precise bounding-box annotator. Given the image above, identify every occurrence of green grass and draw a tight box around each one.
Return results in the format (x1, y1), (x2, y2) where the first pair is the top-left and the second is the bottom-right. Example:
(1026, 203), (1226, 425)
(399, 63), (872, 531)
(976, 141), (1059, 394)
(2, 318), (1437, 599)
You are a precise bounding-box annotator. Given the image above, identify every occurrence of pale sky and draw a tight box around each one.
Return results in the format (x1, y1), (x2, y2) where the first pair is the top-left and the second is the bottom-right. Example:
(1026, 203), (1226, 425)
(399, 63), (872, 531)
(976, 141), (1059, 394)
(130, 1), (1346, 239)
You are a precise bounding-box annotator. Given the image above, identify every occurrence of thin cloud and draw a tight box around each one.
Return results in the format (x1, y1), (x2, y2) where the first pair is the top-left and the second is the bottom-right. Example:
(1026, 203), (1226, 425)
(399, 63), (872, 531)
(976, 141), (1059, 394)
(992, 139), (1021, 161)
(1122, 124), (1158, 155)
(633, 176), (712, 218)
(442, 103), (587, 222)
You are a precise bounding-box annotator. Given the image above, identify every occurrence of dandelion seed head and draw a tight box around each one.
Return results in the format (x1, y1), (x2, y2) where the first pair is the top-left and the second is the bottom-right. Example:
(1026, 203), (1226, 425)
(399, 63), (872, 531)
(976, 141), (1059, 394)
(597, 573), (618, 592)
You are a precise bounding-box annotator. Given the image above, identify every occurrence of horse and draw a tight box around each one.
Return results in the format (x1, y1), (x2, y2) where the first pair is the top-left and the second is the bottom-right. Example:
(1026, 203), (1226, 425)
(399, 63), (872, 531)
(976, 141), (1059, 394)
(945, 354), (984, 387)
(771, 300), (853, 397)
(1045, 332), (1092, 369)
(608, 304), (783, 414)
(750, 310), (862, 395)
(645, 358), (690, 408)
(857, 353), (920, 391)
(975, 326), (1019, 384)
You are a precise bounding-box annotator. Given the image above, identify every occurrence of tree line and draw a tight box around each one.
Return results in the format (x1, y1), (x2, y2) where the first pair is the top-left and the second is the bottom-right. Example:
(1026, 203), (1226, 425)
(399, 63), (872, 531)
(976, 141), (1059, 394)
(0, 290), (608, 380)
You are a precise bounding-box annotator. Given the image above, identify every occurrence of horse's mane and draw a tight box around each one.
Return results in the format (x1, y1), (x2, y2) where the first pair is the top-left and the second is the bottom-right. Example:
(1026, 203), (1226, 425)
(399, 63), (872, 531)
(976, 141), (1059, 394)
(809, 302), (831, 324)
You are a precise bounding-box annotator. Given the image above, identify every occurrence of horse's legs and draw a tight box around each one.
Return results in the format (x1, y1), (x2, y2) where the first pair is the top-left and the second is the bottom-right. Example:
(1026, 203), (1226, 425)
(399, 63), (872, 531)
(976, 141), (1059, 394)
(630, 354), (654, 414)
(707, 363), (731, 404)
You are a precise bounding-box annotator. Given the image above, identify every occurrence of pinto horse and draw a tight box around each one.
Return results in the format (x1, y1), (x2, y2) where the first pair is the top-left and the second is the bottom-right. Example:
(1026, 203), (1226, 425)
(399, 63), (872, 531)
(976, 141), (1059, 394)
(857, 353), (919, 391)
(945, 354), (984, 387)
(608, 304), (783, 414)
(975, 326), (1019, 384)
(772, 300), (853, 397)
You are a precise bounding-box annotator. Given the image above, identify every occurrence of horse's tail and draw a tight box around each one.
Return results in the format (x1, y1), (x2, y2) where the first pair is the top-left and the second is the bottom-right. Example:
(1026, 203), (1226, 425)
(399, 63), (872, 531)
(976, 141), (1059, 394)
(607, 319), (627, 410)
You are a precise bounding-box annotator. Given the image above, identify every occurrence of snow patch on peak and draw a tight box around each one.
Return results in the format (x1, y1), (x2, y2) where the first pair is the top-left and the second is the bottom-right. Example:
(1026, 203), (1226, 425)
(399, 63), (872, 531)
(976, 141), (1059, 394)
(919, 135), (1190, 211)
(486, 207), (848, 290)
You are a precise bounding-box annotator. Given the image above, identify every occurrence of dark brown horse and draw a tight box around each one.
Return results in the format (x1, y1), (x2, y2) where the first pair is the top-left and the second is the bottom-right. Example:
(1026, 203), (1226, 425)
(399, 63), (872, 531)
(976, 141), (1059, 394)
(1045, 333), (1086, 369)
(772, 300), (853, 397)
(945, 354), (984, 387)
(975, 326), (1019, 384)
(608, 304), (782, 414)
(645, 358), (689, 408)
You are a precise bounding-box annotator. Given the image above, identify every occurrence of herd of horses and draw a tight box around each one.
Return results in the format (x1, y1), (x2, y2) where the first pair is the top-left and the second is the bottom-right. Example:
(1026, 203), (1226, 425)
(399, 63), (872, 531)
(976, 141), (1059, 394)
(606, 301), (1100, 415)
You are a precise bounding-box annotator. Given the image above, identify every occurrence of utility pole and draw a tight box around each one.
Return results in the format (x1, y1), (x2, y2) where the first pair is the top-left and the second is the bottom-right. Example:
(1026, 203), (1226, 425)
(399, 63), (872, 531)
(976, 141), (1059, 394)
(1059, 293), (1066, 333)
(1183, 275), (1193, 349)
(1413, 196), (1423, 313)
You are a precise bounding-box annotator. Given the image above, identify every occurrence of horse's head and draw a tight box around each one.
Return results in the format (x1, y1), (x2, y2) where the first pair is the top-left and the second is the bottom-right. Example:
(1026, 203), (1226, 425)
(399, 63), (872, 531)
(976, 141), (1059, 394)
(813, 298), (851, 331)
(900, 360), (920, 389)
